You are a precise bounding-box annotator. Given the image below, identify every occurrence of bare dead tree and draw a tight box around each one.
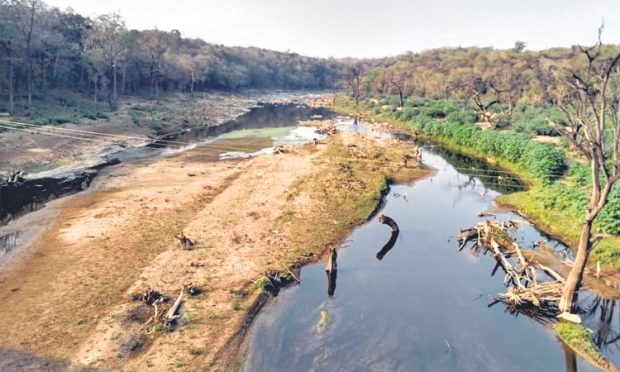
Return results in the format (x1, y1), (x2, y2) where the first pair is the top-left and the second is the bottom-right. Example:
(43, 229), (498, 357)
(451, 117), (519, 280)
(386, 68), (408, 107)
(547, 25), (620, 315)
(466, 75), (505, 127)
(346, 65), (366, 106)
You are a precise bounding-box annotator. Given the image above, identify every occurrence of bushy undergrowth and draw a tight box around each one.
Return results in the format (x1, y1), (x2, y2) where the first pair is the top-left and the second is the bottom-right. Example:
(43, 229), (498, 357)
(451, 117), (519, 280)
(511, 105), (565, 136)
(338, 95), (620, 236)
(407, 114), (565, 184)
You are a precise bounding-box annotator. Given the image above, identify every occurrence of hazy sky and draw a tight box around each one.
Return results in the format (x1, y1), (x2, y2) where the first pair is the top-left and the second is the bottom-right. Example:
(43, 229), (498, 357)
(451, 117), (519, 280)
(44, 0), (620, 58)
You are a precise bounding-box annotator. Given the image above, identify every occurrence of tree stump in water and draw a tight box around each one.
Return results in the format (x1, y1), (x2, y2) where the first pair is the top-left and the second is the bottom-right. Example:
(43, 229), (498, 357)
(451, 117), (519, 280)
(378, 214), (399, 232)
(325, 247), (337, 273)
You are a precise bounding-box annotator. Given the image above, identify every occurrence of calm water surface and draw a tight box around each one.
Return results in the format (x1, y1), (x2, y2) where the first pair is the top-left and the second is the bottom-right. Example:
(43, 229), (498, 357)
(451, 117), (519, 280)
(244, 139), (609, 372)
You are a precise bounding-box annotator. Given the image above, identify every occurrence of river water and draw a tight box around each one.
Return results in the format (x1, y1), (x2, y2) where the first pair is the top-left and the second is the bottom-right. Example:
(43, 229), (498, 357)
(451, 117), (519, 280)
(242, 119), (620, 371)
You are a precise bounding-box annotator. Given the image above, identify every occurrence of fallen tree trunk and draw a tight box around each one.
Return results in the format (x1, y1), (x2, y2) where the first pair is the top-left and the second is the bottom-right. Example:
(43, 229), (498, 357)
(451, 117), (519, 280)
(166, 290), (184, 322)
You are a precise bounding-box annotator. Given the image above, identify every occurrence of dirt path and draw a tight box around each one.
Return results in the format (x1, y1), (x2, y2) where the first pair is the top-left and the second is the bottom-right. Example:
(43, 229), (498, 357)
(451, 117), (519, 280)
(0, 129), (430, 370)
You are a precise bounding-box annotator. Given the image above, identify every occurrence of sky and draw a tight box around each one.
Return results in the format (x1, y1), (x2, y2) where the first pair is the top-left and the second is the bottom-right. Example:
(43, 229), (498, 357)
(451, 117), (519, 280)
(44, 0), (620, 58)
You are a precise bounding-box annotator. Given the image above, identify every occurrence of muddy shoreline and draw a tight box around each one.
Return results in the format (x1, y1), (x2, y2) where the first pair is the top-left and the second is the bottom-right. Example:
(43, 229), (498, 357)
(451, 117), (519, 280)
(0, 95), (332, 229)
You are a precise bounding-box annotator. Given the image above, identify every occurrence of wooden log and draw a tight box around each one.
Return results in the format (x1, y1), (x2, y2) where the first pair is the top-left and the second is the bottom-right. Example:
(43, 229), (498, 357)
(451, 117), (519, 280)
(176, 233), (194, 250)
(490, 240), (524, 288)
(457, 228), (478, 249)
(325, 247), (337, 273)
(378, 214), (399, 232)
(166, 290), (184, 322)
(537, 264), (565, 282)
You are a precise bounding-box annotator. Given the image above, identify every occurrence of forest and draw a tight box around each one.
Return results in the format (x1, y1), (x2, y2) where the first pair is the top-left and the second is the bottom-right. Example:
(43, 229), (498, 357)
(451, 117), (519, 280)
(2, 0), (620, 119)
(0, 0), (349, 114)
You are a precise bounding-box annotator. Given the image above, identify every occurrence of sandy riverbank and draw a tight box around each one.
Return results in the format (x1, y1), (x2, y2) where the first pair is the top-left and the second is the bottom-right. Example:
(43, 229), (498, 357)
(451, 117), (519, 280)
(0, 126), (431, 370)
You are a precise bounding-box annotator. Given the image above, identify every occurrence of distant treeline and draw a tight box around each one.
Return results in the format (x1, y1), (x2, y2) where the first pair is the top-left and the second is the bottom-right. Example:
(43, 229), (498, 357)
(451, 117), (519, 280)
(1, 0), (619, 114)
(0, 0), (352, 112)
(359, 42), (620, 110)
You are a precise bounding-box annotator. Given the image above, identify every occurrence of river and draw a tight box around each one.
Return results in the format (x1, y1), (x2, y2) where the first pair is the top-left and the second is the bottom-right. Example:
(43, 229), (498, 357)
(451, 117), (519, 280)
(243, 118), (620, 371)
(1, 104), (617, 371)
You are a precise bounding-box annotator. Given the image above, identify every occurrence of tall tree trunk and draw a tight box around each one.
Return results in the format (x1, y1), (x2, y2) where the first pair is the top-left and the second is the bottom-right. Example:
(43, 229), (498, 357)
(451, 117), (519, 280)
(190, 71), (194, 94)
(93, 78), (98, 103)
(121, 68), (126, 95)
(26, 47), (32, 108)
(79, 65), (84, 91)
(52, 49), (60, 85)
(110, 62), (118, 111)
(8, 43), (14, 114)
(558, 218), (592, 312)
(155, 79), (160, 104)
(398, 89), (404, 107)
(39, 54), (45, 92)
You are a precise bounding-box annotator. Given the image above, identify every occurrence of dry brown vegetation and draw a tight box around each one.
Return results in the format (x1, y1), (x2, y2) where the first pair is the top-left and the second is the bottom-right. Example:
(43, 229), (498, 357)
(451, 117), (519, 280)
(0, 129), (430, 370)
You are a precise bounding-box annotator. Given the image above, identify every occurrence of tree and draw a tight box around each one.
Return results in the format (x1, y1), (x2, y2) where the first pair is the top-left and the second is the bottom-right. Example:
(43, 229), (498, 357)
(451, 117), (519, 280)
(141, 29), (177, 103)
(346, 64), (366, 106)
(547, 27), (620, 315)
(0, 0), (18, 113)
(12, 0), (42, 108)
(385, 60), (410, 107)
(514, 41), (526, 53)
(467, 76), (503, 126)
(83, 13), (126, 110)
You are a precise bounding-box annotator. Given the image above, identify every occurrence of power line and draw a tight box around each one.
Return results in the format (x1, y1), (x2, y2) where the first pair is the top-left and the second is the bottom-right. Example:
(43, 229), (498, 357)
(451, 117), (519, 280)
(0, 119), (572, 179)
(0, 123), (119, 144)
(0, 120), (566, 184)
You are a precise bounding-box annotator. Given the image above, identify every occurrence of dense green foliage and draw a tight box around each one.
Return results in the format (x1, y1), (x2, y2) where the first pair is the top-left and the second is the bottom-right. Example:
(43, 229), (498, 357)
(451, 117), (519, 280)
(362, 97), (566, 184)
(363, 45), (620, 108)
(343, 95), (620, 236)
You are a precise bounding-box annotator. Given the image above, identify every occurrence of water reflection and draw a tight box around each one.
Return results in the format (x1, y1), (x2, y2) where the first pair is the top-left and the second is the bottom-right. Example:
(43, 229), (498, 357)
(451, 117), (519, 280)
(325, 247), (338, 297)
(426, 144), (526, 194)
(245, 141), (605, 372)
(582, 296), (620, 354)
(326, 270), (337, 297)
(376, 230), (399, 261)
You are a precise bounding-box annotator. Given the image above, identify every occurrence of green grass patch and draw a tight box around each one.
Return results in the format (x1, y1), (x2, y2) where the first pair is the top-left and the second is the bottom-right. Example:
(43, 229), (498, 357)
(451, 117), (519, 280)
(556, 323), (613, 371)
(274, 134), (431, 272)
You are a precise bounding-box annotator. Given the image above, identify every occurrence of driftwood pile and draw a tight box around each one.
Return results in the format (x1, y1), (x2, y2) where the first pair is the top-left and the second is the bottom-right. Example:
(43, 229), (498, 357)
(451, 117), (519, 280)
(1, 169), (25, 185)
(457, 220), (565, 307)
(141, 287), (184, 333)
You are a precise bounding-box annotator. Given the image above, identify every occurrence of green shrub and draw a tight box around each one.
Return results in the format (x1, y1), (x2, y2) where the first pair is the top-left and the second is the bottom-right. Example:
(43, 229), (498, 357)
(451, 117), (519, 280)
(82, 111), (109, 120)
(445, 110), (478, 124)
(521, 142), (565, 184)
(405, 97), (427, 107)
(598, 186), (620, 235)
(399, 107), (420, 121)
